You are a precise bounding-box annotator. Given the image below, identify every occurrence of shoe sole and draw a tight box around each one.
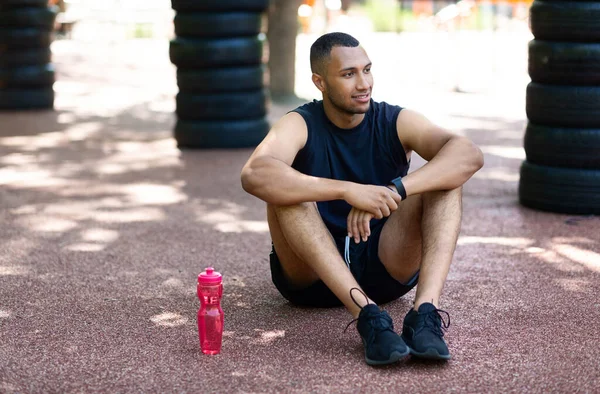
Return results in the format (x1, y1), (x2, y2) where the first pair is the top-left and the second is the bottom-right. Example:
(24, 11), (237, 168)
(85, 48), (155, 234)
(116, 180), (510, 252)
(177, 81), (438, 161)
(408, 347), (451, 361)
(364, 349), (410, 366)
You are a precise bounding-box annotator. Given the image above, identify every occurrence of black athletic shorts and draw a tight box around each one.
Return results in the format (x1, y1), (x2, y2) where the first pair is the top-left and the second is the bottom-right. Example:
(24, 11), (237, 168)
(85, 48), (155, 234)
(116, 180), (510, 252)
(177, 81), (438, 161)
(269, 219), (419, 308)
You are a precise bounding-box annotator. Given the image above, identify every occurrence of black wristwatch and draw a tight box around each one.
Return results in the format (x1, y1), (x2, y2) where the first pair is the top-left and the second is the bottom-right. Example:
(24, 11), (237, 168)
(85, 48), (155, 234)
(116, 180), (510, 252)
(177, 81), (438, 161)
(390, 176), (407, 200)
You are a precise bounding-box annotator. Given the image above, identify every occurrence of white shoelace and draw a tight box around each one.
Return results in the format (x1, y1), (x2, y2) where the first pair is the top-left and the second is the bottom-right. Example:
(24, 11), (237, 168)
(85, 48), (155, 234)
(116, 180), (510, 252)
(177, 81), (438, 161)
(344, 235), (352, 268)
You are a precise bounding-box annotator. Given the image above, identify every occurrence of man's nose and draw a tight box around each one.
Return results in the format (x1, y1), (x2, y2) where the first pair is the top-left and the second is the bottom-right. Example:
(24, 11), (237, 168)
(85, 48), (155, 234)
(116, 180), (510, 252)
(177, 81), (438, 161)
(356, 72), (369, 90)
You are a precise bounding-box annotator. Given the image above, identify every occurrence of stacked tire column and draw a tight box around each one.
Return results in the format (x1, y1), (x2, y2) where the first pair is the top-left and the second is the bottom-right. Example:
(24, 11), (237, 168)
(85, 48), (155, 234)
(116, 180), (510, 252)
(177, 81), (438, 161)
(0, 0), (56, 110)
(169, 0), (270, 149)
(520, 0), (600, 214)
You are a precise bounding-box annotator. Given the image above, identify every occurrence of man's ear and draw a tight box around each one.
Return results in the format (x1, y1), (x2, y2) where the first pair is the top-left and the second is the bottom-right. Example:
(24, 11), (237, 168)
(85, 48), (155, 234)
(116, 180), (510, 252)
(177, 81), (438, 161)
(312, 73), (326, 92)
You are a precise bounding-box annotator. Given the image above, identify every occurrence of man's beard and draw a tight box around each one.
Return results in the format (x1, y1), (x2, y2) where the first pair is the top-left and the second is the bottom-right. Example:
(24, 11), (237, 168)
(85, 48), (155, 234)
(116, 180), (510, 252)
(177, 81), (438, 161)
(327, 92), (370, 115)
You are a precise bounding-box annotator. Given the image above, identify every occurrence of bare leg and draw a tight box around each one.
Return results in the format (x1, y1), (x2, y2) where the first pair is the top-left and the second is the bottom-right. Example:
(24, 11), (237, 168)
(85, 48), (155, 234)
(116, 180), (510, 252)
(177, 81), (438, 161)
(267, 202), (372, 317)
(378, 187), (462, 310)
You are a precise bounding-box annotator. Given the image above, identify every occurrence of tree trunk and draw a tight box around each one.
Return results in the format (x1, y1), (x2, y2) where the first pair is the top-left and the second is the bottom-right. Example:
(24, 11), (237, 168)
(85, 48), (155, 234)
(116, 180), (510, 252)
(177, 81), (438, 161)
(267, 0), (303, 101)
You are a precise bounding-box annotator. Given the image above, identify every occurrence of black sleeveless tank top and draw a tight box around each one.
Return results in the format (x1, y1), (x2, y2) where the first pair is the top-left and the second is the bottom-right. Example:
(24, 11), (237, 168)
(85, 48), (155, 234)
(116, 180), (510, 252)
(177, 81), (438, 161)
(291, 99), (410, 238)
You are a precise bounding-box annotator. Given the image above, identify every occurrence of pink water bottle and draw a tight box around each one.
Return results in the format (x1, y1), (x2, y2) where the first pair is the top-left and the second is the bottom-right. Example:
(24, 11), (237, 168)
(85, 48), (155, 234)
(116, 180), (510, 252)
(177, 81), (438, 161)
(197, 267), (224, 355)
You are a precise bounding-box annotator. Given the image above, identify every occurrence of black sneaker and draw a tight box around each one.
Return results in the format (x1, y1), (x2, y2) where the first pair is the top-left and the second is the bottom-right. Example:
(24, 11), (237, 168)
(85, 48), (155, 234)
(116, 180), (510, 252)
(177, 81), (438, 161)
(401, 302), (451, 360)
(346, 288), (409, 366)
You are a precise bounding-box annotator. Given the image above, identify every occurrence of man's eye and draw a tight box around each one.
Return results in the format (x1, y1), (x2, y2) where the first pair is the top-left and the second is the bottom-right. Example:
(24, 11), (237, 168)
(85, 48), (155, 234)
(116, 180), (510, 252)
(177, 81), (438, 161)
(344, 72), (354, 77)
(364, 68), (371, 73)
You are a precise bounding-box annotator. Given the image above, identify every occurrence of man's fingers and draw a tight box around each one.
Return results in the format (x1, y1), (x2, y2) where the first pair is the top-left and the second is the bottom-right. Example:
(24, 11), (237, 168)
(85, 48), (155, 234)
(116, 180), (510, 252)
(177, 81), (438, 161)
(347, 208), (357, 240)
(360, 212), (371, 241)
(352, 212), (361, 243)
(373, 208), (383, 220)
(348, 208), (360, 243)
(386, 193), (399, 211)
(381, 203), (391, 217)
(389, 189), (402, 204)
(357, 210), (366, 241)
(347, 208), (353, 239)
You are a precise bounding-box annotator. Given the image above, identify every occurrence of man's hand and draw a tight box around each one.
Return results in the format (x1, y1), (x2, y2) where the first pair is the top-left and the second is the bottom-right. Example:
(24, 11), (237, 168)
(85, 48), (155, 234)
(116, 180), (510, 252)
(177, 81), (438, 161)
(347, 207), (375, 244)
(344, 184), (402, 243)
(344, 183), (402, 219)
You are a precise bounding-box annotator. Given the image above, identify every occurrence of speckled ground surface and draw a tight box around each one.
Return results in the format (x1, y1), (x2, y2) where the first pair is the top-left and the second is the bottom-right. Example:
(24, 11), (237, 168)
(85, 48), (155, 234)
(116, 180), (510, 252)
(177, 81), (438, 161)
(1, 38), (599, 393)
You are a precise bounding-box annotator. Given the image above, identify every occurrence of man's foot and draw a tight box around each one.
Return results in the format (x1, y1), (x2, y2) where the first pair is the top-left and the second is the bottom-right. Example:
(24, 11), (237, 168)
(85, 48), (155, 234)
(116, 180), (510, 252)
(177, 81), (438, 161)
(401, 302), (451, 360)
(347, 288), (409, 366)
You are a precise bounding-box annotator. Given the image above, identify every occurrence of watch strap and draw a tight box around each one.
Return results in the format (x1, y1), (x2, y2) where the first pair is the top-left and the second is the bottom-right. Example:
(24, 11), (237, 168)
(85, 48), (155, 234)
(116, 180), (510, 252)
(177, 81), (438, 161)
(390, 176), (407, 200)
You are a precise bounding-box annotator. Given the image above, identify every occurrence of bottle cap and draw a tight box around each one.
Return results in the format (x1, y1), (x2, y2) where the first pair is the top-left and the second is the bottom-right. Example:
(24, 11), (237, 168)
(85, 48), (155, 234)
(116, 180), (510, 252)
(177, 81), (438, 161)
(198, 267), (222, 285)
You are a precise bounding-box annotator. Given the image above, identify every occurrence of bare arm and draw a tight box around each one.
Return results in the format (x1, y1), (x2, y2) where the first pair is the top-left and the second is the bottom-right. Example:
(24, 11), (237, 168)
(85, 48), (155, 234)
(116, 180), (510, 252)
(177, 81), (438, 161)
(241, 112), (401, 217)
(241, 112), (345, 205)
(348, 109), (483, 242)
(395, 109), (484, 196)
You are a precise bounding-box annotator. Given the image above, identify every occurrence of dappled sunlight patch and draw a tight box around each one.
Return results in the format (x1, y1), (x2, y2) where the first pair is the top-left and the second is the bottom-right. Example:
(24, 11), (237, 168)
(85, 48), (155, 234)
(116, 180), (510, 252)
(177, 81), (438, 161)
(31, 199), (166, 223)
(552, 244), (600, 273)
(94, 207), (165, 223)
(480, 145), (525, 160)
(524, 246), (584, 273)
(57, 112), (76, 125)
(472, 168), (519, 182)
(0, 167), (75, 188)
(95, 163), (128, 175)
(28, 217), (78, 233)
(215, 220), (269, 233)
(0, 131), (66, 150)
(0, 153), (38, 166)
(555, 278), (590, 293)
(66, 243), (106, 252)
(458, 236), (534, 247)
(81, 228), (119, 243)
(202, 211), (239, 223)
(0, 266), (30, 276)
(194, 199), (268, 234)
(92, 139), (180, 175)
(10, 205), (37, 215)
(64, 122), (102, 141)
(0, 310), (10, 318)
(552, 237), (596, 245)
(150, 312), (188, 327)
(123, 183), (187, 205)
(252, 329), (285, 345)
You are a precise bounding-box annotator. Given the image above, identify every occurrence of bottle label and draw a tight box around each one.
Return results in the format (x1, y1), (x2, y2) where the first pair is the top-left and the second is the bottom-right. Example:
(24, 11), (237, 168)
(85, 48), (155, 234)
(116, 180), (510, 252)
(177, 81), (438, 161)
(203, 296), (219, 305)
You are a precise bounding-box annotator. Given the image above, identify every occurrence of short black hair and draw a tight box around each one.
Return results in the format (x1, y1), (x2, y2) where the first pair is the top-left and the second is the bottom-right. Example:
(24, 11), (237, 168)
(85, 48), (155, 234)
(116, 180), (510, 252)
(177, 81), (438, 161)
(310, 32), (360, 74)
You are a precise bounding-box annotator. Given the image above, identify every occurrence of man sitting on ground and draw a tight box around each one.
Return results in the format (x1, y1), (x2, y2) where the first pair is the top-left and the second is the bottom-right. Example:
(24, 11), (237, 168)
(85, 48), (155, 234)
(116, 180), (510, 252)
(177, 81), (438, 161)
(241, 32), (484, 365)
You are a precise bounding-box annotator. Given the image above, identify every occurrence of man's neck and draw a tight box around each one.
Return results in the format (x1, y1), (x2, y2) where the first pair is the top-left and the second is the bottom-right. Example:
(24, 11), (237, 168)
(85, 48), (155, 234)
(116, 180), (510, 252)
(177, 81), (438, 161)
(322, 99), (365, 129)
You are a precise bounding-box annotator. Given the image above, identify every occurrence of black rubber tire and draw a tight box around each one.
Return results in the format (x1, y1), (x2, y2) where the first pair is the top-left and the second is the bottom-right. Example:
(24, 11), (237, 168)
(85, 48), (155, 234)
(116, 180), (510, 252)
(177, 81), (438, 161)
(0, 0), (49, 9)
(177, 66), (265, 93)
(0, 63), (54, 88)
(175, 117), (269, 149)
(0, 29), (52, 51)
(0, 48), (51, 67)
(530, 1), (600, 43)
(526, 83), (600, 128)
(171, 0), (268, 12)
(0, 7), (57, 29)
(524, 123), (600, 169)
(529, 40), (600, 86)
(519, 161), (600, 215)
(176, 90), (268, 121)
(170, 36), (264, 68)
(174, 12), (263, 38)
(0, 88), (53, 110)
